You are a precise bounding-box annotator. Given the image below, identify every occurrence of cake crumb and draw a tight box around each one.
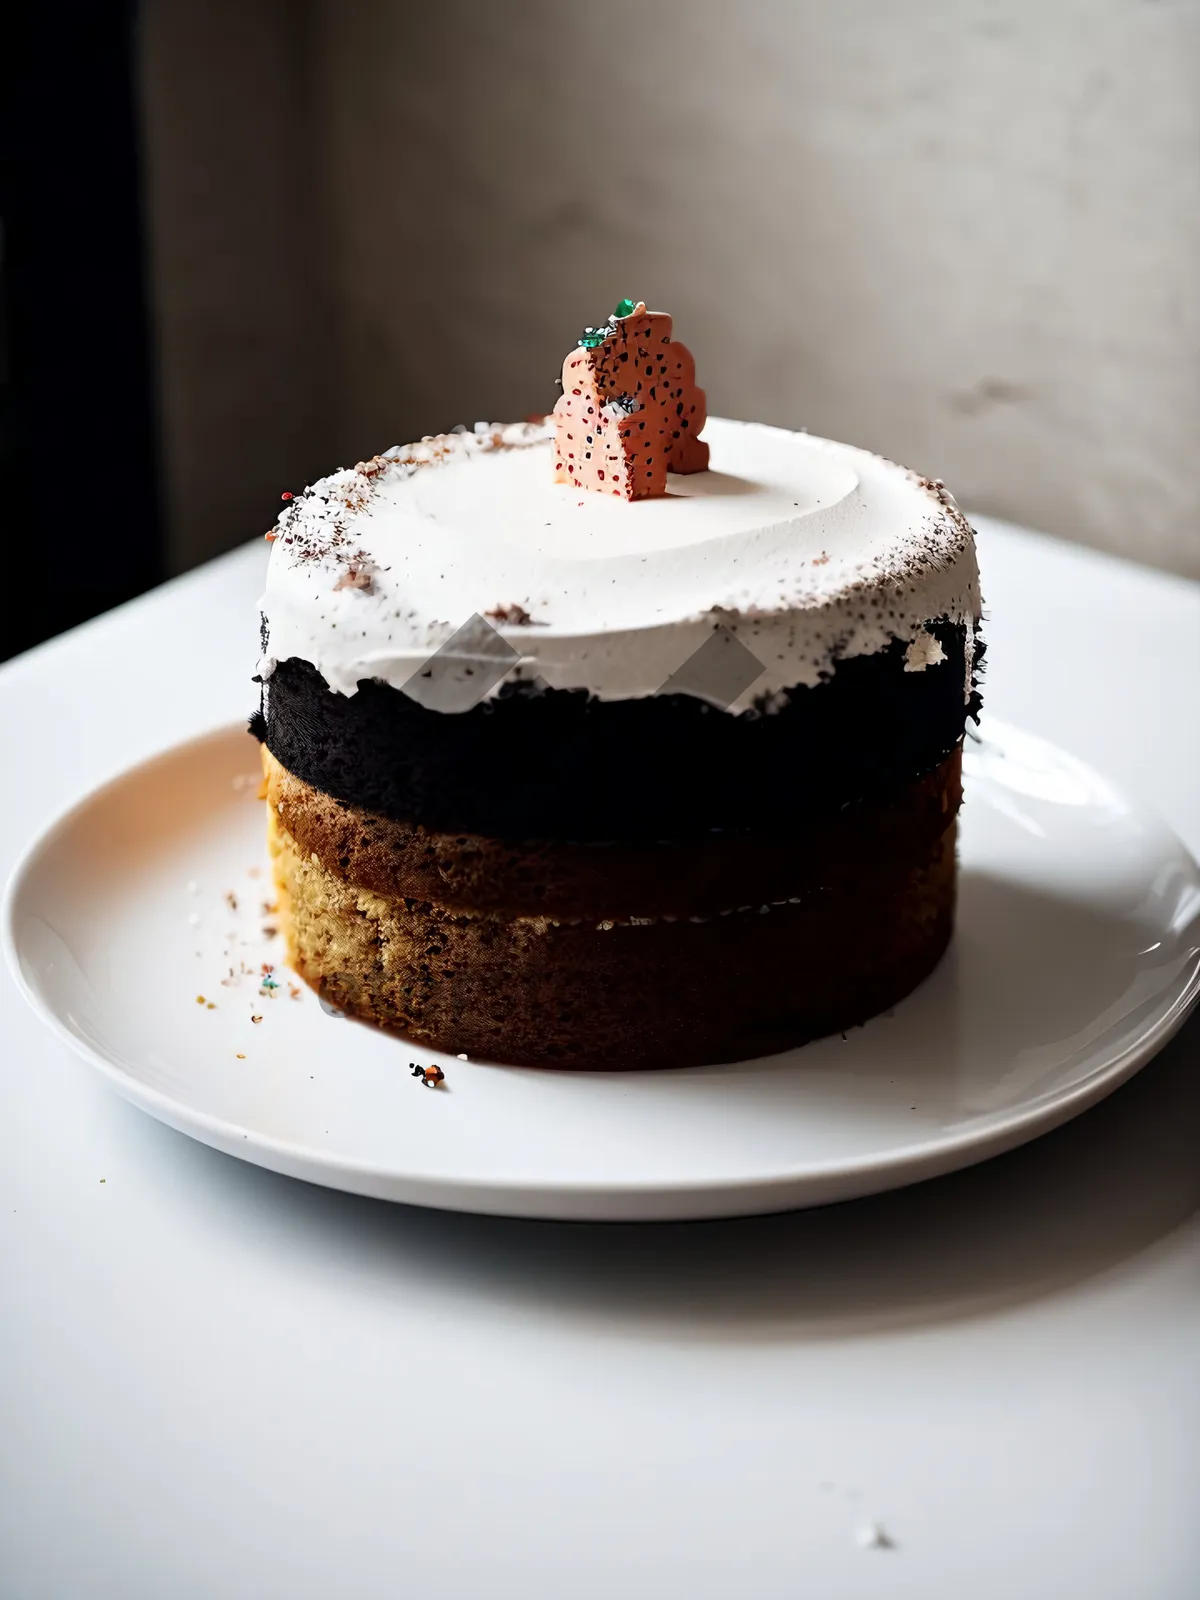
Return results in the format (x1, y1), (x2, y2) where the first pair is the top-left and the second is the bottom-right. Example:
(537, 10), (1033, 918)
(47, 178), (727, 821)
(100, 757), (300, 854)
(484, 602), (539, 626)
(224, 891), (238, 912)
(251, 1015), (263, 1025)
(334, 565), (373, 593)
(411, 1063), (446, 1088)
(195, 995), (206, 1005)
(236, 1053), (246, 1060)
(855, 1521), (895, 1551)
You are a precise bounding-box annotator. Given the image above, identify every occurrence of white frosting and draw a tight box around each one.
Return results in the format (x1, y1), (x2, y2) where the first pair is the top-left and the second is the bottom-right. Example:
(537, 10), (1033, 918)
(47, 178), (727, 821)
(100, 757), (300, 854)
(904, 631), (948, 672)
(259, 417), (981, 713)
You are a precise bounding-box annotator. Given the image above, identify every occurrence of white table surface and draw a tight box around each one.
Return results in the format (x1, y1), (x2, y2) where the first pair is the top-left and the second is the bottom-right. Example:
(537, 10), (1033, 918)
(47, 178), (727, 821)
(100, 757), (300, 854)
(2, 518), (1198, 1600)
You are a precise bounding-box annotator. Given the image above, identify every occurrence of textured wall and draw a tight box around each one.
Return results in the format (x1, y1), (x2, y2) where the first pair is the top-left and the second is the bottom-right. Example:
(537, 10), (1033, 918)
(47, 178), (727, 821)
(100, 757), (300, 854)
(145, 0), (1200, 578)
(139, 1), (326, 573)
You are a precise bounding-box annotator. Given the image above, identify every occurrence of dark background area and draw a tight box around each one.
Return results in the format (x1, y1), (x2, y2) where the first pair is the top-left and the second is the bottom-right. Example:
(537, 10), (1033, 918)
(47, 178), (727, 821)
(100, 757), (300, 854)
(2, 0), (1196, 667)
(1, 2), (161, 660)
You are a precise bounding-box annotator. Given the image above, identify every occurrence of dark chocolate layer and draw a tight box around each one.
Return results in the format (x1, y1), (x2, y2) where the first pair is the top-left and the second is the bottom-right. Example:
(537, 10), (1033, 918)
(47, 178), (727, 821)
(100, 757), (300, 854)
(255, 620), (978, 840)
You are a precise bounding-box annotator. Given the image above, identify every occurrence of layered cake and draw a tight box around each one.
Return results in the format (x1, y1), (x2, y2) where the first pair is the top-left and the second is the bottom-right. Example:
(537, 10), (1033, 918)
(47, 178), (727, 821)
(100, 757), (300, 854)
(252, 303), (983, 1069)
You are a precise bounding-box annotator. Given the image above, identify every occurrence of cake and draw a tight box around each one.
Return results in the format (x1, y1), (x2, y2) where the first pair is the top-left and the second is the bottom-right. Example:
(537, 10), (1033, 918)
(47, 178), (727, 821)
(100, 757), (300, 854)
(252, 303), (982, 1070)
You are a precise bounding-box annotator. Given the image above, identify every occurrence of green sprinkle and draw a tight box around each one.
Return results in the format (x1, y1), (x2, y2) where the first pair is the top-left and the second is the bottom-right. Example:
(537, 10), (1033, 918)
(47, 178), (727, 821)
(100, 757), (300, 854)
(613, 297), (637, 318)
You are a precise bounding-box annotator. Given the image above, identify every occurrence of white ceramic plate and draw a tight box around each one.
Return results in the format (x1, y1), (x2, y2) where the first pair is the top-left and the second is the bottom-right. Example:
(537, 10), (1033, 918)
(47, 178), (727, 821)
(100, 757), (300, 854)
(5, 721), (1199, 1221)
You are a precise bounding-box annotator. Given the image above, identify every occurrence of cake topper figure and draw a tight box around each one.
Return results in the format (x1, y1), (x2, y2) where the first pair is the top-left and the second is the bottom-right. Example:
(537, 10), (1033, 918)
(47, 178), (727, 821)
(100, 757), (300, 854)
(553, 300), (709, 499)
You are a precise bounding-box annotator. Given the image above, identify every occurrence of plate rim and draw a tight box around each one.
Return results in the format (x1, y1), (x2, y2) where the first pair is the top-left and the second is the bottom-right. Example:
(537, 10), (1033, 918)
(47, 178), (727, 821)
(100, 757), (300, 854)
(4, 719), (1200, 1220)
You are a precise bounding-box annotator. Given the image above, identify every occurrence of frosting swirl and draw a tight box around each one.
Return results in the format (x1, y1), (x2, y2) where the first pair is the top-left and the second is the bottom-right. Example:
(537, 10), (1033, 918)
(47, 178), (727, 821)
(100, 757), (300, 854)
(259, 417), (981, 712)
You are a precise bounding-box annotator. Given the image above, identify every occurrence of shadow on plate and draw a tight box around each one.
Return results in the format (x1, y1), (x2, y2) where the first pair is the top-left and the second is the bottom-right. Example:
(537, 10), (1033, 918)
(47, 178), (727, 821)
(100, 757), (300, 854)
(124, 1001), (1200, 1346)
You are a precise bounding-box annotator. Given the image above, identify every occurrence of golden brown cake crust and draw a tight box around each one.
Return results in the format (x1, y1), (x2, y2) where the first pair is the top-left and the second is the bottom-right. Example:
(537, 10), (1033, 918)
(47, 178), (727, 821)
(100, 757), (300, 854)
(265, 749), (960, 1069)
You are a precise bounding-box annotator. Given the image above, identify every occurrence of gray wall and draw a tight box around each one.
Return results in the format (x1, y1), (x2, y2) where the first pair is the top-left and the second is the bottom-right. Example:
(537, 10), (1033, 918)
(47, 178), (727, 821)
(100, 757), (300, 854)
(142, 0), (1200, 578)
(139, 1), (324, 575)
